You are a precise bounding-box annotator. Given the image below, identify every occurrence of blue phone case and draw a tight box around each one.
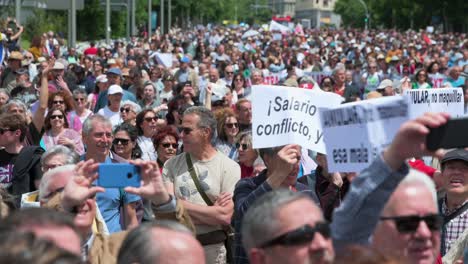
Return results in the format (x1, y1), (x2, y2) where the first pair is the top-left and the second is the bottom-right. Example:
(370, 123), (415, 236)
(97, 163), (141, 188)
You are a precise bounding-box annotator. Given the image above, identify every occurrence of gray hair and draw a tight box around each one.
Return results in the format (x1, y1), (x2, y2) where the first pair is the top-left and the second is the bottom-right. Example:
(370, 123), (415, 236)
(241, 189), (318, 253)
(183, 106), (218, 145)
(398, 169), (438, 209)
(251, 68), (263, 77)
(117, 220), (193, 264)
(121, 100), (142, 114)
(0, 88), (9, 97)
(1, 99), (28, 115)
(40, 145), (79, 167)
(82, 114), (112, 137)
(38, 164), (75, 202)
(72, 88), (87, 97)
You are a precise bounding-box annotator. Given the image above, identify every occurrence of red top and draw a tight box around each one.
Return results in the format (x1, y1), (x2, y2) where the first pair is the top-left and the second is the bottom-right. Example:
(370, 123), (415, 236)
(408, 159), (436, 178)
(84, 47), (98, 56)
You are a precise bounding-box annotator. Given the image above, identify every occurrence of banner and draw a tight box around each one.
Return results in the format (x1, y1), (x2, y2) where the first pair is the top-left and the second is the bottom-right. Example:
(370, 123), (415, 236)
(303, 71), (331, 85)
(263, 72), (282, 85)
(320, 96), (409, 172)
(429, 73), (446, 88)
(154, 52), (173, 68)
(252, 85), (343, 153)
(404, 88), (464, 118)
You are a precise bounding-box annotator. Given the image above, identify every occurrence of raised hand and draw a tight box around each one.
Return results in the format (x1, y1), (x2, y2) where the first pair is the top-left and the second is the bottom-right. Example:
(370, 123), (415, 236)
(61, 159), (105, 211)
(124, 160), (171, 206)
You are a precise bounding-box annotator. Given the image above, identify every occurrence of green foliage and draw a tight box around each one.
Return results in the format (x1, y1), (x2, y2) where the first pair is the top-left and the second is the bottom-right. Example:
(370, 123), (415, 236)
(23, 9), (67, 42)
(334, 0), (366, 28)
(77, 0), (106, 40)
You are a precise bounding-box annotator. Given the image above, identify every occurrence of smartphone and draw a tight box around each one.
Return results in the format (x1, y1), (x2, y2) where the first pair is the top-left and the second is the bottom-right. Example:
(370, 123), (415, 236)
(426, 117), (468, 151)
(97, 163), (141, 188)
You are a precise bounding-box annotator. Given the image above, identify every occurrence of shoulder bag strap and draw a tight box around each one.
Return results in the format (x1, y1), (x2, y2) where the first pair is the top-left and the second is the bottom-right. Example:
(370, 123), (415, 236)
(185, 153), (214, 206)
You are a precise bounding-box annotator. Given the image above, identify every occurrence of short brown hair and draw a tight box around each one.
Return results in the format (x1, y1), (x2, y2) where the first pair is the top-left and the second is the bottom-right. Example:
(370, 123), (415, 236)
(0, 113), (27, 141)
(44, 108), (69, 131)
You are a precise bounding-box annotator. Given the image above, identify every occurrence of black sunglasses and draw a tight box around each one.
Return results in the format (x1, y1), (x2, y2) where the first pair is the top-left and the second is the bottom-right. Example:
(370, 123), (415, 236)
(120, 107), (132, 113)
(380, 214), (442, 234)
(53, 100), (64, 105)
(260, 223), (331, 248)
(225, 123), (238, 129)
(75, 97), (85, 102)
(236, 143), (250, 151)
(0, 128), (15, 135)
(50, 115), (64, 120)
(144, 116), (158, 122)
(162, 143), (178, 149)
(113, 138), (130, 146)
(180, 127), (194, 135)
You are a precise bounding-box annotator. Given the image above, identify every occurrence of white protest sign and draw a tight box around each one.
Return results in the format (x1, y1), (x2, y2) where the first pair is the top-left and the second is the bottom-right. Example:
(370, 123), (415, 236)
(404, 88), (464, 119)
(320, 96), (409, 172)
(263, 72), (282, 85)
(252, 85), (343, 153)
(429, 73), (445, 88)
(154, 52), (173, 68)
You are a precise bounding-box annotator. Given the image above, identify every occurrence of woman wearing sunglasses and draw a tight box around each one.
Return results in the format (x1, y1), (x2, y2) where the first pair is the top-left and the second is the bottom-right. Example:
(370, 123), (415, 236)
(412, 69), (432, 89)
(236, 131), (264, 179)
(152, 125), (179, 173)
(215, 109), (239, 161)
(136, 109), (159, 161)
(41, 108), (84, 155)
(231, 73), (251, 102)
(111, 123), (142, 161)
(119, 100), (141, 126)
(47, 90), (82, 133)
(69, 88), (92, 127)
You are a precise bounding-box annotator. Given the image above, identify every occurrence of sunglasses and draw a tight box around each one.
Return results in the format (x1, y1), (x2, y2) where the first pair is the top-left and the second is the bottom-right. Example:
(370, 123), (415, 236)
(380, 214), (442, 234)
(120, 107), (132, 113)
(144, 116), (158, 122)
(226, 71), (234, 75)
(236, 143), (250, 151)
(53, 100), (64, 105)
(235, 78), (243, 82)
(74, 97), (85, 102)
(113, 138), (130, 146)
(260, 223), (331, 248)
(225, 123), (238, 129)
(50, 115), (64, 120)
(162, 143), (178, 149)
(0, 128), (15, 135)
(180, 127), (194, 135)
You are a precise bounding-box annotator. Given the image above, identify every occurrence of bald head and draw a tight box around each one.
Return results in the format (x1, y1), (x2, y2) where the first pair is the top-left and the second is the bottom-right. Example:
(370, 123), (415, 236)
(152, 228), (205, 264)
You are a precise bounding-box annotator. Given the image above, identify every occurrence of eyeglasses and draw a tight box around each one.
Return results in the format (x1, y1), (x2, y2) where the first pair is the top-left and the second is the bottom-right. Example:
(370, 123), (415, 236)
(53, 100), (64, 105)
(225, 123), (238, 129)
(144, 116), (158, 122)
(50, 115), (64, 120)
(0, 128), (15, 135)
(260, 223), (331, 248)
(236, 143), (250, 151)
(226, 71), (234, 75)
(162, 143), (178, 149)
(74, 97), (85, 102)
(120, 107), (132, 113)
(113, 138), (130, 146)
(235, 78), (243, 82)
(380, 214), (442, 234)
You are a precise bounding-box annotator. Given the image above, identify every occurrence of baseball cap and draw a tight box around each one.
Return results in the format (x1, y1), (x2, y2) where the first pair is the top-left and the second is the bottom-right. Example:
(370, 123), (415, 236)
(377, 79), (393, 90)
(107, 68), (122, 76)
(52, 62), (65, 70)
(96, 74), (108, 83)
(8, 51), (23, 61)
(180, 56), (190, 63)
(441, 149), (468, 165)
(108, 84), (123, 95)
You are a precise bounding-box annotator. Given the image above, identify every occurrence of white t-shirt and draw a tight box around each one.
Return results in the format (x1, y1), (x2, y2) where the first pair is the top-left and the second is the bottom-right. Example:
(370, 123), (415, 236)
(163, 151), (240, 234)
(137, 136), (157, 161)
(97, 106), (121, 128)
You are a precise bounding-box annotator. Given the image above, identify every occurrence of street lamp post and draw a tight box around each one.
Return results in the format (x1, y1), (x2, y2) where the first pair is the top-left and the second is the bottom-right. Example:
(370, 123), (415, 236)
(357, 0), (369, 30)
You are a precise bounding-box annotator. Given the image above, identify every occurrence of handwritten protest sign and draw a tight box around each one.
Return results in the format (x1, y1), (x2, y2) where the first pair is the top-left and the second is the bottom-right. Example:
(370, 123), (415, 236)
(252, 85), (343, 153)
(404, 88), (464, 118)
(320, 96), (409, 172)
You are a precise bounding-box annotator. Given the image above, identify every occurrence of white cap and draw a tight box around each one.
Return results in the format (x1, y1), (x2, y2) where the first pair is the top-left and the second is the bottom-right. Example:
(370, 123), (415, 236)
(96, 74), (108, 83)
(52, 62), (65, 70)
(108, 84), (123, 95)
(377, 79), (393, 90)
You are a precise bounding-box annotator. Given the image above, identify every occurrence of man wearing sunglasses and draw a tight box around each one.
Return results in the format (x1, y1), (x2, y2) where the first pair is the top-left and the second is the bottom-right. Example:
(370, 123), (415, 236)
(242, 189), (334, 264)
(0, 113), (44, 207)
(162, 106), (240, 264)
(332, 112), (450, 264)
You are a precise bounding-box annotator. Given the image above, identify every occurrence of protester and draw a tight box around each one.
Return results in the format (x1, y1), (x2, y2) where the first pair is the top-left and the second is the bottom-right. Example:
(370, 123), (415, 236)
(215, 108), (239, 161)
(119, 100), (141, 126)
(136, 109), (159, 161)
(111, 123), (142, 160)
(163, 106), (240, 264)
(153, 125), (179, 170)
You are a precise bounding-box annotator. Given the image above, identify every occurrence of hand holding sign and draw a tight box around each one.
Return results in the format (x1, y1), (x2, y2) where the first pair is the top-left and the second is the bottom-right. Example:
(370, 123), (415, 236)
(265, 144), (301, 189)
(383, 112), (450, 171)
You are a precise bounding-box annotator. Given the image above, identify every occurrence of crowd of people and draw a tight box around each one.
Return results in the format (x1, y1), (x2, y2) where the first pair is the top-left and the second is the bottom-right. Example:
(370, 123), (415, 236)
(0, 18), (467, 264)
